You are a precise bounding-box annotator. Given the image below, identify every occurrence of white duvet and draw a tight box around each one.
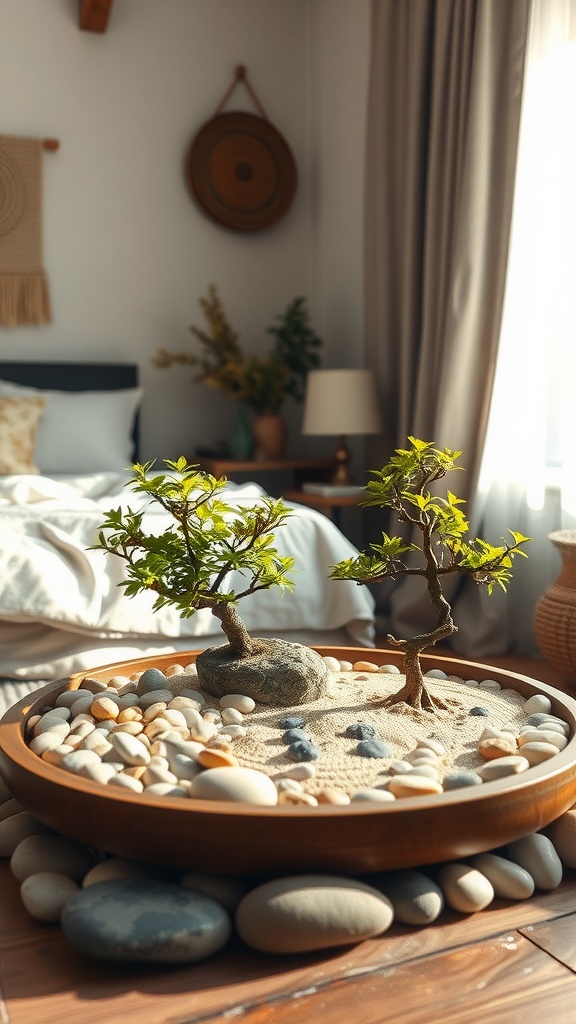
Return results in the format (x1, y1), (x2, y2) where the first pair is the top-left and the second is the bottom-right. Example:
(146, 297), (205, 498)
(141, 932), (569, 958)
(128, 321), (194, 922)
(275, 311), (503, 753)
(0, 472), (375, 681)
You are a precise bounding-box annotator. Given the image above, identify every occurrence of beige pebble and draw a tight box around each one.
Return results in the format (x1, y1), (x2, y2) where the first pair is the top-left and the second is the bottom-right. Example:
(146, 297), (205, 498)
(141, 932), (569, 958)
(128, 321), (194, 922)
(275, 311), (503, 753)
(189, 766), (278, 805)
(165, 663), (185, 676)
(476, 756), (530, 780)
(111, 720), (144, 737)
(219, 725), (247, 740)
(278, 763), (317, 781)
(518, 742), (559, 765)
(10, 834), (95, 882)
(122, 765), (147, 780)
(142, 701), (169, 722)
(278, 790), (319, 806)
(478, 679), (501, 690)
(144, 782), (189, 797)
(60, 749), (102, 776)
(437, 863), (495, 913)
(196, 748), (239, 769)
(322, 656), (341, 672)
(117, 707), (143, 724)
(80, 731), (113, 757)
(81, 761), (119, 785)
(518, 729), (567, 751)
(74, 677), (108, 695)
(478, 735), (518, 760)
(276, 778), (303, 794)
(390, 760), (413, 775)
(387, 775), (443, 798)
(20, 871), (79, 922)
(41, 744), (75, 766)
(405, 764), (440, 781)
(353, 661), (380, 672)
(235, 876), (394, 954)
(416, 737), (446, 756)
(83, 857), (164, 886)
(107, 675), (132, 689)
(350, 789), (396, 803)
(90, 697), (120, 721)
(142, 765), (179, 787)
(316, 788), (351, 805)
(0, 812), (52, 857)
(471, 853), (535, 900)
(109, 732), (151, 766)
(108, 773), (144, 793)
(29, 729), (71, 756)
(524, 694), (553, 715)
(167, 753), (201, 782)
(219, 694), (256, 715)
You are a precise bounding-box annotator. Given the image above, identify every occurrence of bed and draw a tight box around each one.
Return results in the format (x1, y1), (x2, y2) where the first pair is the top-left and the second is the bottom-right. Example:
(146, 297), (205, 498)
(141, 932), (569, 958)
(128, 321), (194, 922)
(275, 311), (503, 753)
(0, 361), (375, 709)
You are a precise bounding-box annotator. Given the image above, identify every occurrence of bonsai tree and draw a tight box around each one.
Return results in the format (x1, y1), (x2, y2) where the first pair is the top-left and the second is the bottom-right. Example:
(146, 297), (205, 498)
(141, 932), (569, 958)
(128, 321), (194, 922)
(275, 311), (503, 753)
(93, 457), (330, 706)
(153, 285), (323, 415)
(330, 437), (530, 712)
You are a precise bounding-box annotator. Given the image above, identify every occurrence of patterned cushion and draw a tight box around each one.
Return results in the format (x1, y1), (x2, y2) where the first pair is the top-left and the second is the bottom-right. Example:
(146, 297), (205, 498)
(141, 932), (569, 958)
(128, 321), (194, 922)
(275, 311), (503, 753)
(0, 395), (46, 474)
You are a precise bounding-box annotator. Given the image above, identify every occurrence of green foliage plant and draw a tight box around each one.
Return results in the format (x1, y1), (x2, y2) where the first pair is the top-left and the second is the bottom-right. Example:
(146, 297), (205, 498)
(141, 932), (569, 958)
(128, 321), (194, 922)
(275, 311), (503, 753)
(94, 458), (296, 656)
(330, 437), (530, 713)
(153, 285), (323, 415)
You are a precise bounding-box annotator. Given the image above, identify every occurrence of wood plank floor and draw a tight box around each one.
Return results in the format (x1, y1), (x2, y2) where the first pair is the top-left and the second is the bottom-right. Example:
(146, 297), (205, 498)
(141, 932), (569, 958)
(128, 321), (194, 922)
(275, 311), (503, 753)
(3, 863), (576, 1024)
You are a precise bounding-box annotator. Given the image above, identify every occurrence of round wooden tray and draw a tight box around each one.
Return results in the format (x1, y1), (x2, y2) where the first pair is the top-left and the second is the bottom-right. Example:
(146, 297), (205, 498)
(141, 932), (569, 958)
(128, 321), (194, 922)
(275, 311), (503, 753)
(2, 648), (576, 876)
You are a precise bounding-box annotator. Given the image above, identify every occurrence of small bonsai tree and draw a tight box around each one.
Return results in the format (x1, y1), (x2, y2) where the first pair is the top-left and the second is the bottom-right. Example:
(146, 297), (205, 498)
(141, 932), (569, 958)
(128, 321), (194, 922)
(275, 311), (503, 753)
(330, 438), (530, 713)
(93, 458), (330, 706)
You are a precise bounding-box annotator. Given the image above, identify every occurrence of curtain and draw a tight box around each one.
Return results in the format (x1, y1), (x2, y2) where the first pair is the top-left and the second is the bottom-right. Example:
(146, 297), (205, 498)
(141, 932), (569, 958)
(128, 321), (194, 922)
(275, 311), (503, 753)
(450, 0), (576, 659)
(363, 0), (531, 642)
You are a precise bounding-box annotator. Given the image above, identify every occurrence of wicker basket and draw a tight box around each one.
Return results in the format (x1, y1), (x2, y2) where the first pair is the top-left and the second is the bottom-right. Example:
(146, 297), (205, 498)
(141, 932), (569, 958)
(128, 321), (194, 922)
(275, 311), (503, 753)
(534, 530), (576, 678)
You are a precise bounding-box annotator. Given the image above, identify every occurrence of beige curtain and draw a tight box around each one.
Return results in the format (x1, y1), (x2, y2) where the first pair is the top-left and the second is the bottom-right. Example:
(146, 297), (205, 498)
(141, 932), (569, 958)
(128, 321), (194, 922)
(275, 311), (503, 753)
(363, 0), (531, 640)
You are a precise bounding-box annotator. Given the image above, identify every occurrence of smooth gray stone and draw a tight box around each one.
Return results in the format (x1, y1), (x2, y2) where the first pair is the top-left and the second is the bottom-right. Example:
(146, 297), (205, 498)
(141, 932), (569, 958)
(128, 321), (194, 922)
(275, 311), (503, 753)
(196, 638), (330, 706)
(367, 869), (444, 925)
(61, 880), (232, 963)
(442, 771), (483, 790)
(135, 668), (169, 695)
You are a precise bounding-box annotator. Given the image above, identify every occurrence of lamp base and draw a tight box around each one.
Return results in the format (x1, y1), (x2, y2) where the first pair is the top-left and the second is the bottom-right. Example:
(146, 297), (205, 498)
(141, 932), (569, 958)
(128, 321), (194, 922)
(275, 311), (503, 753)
(331, 435), (354, 484)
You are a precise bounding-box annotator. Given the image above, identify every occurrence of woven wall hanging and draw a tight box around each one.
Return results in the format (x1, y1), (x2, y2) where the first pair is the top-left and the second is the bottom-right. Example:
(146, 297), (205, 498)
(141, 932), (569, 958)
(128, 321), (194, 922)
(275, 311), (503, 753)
(185, 66), (297, 233)
(0, 135), (53, 327)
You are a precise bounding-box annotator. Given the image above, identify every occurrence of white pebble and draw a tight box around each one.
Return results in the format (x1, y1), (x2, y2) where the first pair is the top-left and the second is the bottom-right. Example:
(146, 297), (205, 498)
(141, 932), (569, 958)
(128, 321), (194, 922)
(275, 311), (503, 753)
(476, 756), (530, 781)
(322, 656), (341, 672)
(518, 729), (567, 751)
(437, 863), (494, 912)
(107, 773), (144, 793)
(219, 725), (247, 740)
(518, 742), (559, 765)
(221, 707), (244, 726)
(144, 783), (188, 798)
(479, 679), (501, 690)
(387, 775), (443, 798)
(189, 767), (278, 805)
(109, 732), (151, 766)
(416, 737), (446, 756)
(60, 749), (102, 775)
(219, 693), (256, 714)
(425, 669), (447, 679)
(278, 763), (317, 781)
(524, 694), (553, 715)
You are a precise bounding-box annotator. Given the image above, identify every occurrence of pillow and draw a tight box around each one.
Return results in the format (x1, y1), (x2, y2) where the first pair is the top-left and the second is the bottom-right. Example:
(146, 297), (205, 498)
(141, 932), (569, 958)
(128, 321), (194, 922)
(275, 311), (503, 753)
(0, 380), (142, 473)
(0, 395), (46, 474)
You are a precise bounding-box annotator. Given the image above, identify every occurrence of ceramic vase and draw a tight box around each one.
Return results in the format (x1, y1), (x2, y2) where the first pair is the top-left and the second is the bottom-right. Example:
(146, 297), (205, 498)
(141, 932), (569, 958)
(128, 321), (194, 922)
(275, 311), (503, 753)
(251, 413), (287, 461)
(533, 529), (576, 678)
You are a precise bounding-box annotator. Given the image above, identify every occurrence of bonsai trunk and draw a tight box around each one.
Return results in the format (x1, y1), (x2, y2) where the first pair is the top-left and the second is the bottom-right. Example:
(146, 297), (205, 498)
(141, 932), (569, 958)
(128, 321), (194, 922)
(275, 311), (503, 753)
(209, 602), (256, 657)
(384, 571), (458, 712)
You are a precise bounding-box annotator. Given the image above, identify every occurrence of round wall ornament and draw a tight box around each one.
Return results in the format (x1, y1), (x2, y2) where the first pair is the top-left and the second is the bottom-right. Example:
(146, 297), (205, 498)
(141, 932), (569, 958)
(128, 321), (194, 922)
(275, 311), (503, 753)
(185, 67), (298, 233)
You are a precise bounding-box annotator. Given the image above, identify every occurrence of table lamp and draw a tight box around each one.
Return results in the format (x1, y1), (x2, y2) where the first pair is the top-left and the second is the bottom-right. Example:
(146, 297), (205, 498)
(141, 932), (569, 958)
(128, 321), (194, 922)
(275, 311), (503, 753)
(302, 368), (383, 484)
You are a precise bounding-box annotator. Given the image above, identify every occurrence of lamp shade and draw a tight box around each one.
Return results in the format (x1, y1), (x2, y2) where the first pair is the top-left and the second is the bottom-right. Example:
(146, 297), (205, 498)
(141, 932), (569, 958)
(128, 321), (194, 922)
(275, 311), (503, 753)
(302, 369), (382, 436)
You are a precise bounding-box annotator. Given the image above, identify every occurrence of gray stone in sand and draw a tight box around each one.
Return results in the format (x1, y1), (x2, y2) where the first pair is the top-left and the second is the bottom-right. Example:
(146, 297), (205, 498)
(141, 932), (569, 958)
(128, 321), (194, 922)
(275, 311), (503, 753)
(135, 668), (169, 695)
(196, 638), (330, 706)
(61, 879), (232, 963)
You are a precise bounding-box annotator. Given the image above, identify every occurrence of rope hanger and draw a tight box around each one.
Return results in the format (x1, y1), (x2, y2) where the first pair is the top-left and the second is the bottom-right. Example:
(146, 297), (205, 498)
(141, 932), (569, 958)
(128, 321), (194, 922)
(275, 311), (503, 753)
(212, 65), (269, 121)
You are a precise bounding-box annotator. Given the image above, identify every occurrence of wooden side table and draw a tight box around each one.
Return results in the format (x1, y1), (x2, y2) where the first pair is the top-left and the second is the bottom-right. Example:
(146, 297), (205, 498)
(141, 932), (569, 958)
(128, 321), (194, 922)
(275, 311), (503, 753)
(194, 456), (332, 490)
(283, 489), (364, 530)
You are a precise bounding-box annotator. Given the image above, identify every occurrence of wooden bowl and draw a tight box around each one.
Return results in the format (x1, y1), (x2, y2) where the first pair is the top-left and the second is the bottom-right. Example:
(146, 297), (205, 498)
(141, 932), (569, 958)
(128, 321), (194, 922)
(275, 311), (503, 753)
(2, 648), (576, 876)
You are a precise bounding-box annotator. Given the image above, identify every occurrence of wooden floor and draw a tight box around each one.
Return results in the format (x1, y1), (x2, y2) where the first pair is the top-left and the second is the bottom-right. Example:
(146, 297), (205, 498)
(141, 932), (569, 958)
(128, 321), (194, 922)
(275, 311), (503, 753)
(3, 862), (576, 1024)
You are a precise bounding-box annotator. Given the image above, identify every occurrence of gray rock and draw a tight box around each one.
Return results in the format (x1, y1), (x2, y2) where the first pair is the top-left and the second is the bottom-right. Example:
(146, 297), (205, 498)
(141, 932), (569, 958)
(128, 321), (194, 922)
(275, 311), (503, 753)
(367, 869), (444, 925)
(135, 668), (169, 695)
(61, 879), (232, 963)
(235, 875), (394, 953)
(196, 638), (330, 706)
(442, 770), (483, 790)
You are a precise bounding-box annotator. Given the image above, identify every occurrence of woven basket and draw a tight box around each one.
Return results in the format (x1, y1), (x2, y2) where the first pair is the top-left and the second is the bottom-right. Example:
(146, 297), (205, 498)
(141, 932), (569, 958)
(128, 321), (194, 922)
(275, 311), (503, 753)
(534, 530), (576, 678)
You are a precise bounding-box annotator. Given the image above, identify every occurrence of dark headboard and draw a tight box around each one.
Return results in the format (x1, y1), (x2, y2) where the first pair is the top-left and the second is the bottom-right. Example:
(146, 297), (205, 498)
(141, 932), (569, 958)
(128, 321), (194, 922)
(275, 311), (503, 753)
(0, 360), (141, 460)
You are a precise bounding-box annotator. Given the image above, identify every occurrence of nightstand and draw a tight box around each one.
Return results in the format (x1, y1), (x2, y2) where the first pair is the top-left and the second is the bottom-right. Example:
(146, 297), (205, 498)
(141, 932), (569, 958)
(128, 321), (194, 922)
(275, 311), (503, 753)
(194, 456), (332, 491)
(282, 489), (364, 530)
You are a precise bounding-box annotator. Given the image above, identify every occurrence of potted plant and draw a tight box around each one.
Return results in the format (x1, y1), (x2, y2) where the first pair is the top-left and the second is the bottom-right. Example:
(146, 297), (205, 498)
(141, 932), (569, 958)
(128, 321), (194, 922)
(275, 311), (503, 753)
(330, 437), (530, 711)
(153, 285), (323, 459)
(93, 457), (330, 705)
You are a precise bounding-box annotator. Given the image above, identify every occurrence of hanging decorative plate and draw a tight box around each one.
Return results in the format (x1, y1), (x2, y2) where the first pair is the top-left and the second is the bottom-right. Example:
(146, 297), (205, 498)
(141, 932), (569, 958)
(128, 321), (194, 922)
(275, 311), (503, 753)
(185, 67), (298, 233)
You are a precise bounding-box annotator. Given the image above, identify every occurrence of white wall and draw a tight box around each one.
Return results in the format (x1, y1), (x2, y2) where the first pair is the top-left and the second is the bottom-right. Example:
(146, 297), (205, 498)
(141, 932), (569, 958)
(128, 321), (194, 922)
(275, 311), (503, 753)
(0, 0), (370, 463)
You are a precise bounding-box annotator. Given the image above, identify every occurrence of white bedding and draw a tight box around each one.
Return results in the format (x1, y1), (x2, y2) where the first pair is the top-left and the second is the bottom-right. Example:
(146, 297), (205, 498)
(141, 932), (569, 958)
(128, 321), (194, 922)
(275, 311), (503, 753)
(0, 472), (375, 681)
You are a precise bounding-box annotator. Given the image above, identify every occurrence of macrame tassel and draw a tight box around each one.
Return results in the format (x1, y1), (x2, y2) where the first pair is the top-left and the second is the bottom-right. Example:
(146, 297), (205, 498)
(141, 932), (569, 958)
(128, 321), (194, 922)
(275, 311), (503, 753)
(0, 272), (51, 326)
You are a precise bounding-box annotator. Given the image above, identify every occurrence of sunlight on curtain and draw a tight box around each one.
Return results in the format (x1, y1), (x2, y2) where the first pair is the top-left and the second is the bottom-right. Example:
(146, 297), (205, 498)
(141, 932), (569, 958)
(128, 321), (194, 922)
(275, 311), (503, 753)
(470, 0), (576, 653)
